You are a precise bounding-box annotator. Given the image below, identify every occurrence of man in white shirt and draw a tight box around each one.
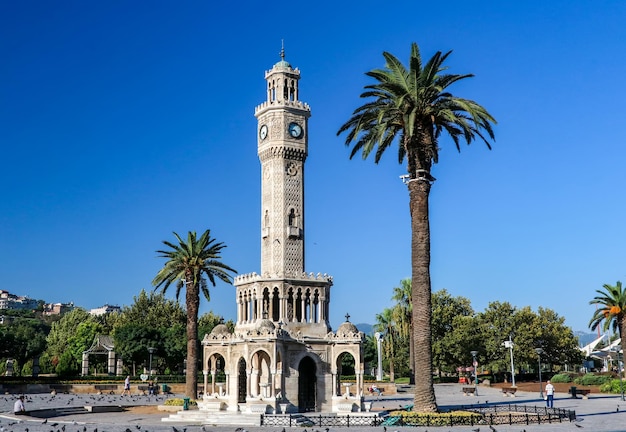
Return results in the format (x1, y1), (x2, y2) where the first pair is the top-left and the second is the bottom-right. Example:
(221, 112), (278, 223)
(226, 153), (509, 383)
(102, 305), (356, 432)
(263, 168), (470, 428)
(545, 380), (555, 408)
(13, 395), (26, 415)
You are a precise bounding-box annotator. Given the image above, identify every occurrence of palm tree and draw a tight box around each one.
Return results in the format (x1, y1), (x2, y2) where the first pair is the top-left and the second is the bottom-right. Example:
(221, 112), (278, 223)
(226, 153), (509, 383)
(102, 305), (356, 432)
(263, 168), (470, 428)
(152, 230), (236, 398)
(589, 281), (626, 347)
(337, 42), (496, 412)
(392, 278), (414, 383)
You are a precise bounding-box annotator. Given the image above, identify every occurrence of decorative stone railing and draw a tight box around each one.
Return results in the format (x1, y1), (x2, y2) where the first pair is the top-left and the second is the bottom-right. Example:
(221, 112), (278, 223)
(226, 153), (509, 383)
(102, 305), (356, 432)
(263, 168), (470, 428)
(248, 403), (271, 414)
(235, 272), (333, 285)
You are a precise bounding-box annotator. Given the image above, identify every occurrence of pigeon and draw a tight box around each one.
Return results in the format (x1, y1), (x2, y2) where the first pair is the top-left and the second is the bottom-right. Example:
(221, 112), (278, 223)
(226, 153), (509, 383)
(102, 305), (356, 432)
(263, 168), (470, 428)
(126, 429), (133, 432)
(472, 429), (480, 432)
(42, 419), (48, 424)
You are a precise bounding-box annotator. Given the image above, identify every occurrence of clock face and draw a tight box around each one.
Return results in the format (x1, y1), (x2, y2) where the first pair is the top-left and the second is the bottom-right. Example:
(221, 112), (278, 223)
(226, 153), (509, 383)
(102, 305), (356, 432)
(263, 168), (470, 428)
(288, 122), (303, 139)
(259, 124), (268, 140)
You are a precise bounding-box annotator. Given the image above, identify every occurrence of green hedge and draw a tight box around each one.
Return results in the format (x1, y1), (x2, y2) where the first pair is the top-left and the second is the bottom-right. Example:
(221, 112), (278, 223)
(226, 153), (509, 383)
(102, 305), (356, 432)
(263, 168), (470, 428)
(600, 379), (626, 394)
(550, 373), (574, 383)
(388, 410), (482, 427)
(574, 374), (612, 386)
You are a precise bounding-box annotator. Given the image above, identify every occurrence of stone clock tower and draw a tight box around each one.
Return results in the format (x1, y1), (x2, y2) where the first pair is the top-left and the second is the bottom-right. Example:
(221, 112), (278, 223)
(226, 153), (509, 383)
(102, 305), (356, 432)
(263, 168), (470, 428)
(197, 52), (364, 417)
(255, 49), (309, 278)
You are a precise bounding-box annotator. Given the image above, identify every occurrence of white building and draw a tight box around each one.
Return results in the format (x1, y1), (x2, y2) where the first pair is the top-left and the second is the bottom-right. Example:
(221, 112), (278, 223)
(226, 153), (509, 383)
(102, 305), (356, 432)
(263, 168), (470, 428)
(89, 304), (121, 316)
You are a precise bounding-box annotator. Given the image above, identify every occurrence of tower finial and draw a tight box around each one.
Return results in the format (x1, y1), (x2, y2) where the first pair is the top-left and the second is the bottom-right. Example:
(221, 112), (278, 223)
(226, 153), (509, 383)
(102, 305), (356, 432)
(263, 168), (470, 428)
(280, 39), (285, 60)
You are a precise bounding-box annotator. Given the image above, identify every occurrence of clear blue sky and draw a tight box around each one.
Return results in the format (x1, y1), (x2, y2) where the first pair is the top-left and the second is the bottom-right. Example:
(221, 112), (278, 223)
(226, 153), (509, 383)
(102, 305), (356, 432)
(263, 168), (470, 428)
(2, 1), (625, 335)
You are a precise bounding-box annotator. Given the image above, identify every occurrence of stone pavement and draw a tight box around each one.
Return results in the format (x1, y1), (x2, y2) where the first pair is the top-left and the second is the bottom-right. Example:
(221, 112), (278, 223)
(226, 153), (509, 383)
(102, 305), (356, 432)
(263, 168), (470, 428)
(0, 384), (625, 432)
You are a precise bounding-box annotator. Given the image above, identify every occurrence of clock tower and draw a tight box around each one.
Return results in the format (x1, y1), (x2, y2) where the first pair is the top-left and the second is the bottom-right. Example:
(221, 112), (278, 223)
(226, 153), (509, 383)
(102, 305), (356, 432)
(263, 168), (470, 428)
(200, 51), (365, 416)
(255, 49), (309, 277)
(233, 50), (333, 335)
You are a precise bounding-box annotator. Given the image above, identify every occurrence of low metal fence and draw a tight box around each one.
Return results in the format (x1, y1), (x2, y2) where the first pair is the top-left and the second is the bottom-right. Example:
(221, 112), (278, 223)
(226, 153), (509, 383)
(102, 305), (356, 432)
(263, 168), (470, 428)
(260, 404), (576, 428)
(261, 414), (383, 427)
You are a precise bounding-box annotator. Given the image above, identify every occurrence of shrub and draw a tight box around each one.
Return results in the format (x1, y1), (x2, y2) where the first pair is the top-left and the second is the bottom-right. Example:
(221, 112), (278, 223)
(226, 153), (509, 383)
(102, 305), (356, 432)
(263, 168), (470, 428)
(600, 379), (626, 394)
(163, 398), (197, 406)
(550, 373), (573, 383)
(574, 374), (612, 386)
(388, 410), (482, 427)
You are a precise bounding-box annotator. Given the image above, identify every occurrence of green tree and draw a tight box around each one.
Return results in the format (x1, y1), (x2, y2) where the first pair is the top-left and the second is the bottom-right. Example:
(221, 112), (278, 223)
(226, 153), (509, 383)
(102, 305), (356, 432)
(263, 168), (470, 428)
(431, 289), (474, 376)
(45, 308), (101, 374)
(152, 230), (237, 398)
(374, 308), (398, 381)
(198, 311), (233, 340)
(115, 289), (186, 330)
(362, 334), (377, 376)
(534, 307), (584, 370)
(113, 324), (161, 371)
(391, 279), (414, 382)
(161, 323), (186, 373)
(338, 42), (496, 412)
(477, 301), (518, 375)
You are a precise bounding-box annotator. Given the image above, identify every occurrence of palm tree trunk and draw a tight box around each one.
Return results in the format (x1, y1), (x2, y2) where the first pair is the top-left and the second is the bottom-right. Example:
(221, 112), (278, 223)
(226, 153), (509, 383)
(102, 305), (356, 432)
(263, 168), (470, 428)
(409, 321), (415, 384)
(409, 178), (438, 412)
(185, 280), (200, 398)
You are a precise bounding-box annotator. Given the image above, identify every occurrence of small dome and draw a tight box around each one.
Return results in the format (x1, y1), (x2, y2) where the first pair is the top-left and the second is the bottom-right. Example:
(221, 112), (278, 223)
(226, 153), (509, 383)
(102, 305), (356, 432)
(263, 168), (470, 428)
(274, 59), (291, 69)
(210, 324), (231, 335)
(337, 321), (359, 336)
(256, 319), (276, 332)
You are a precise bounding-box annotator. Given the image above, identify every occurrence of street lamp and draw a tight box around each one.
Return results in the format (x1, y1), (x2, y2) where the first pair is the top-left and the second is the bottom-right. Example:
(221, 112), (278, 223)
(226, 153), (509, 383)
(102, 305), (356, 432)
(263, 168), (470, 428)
(535, 348), (544, 398)
(374, 332), (384, 381)
(148, 347), (156, 377)
(503, 335), (516, 387)
(470, 350), (479, 396)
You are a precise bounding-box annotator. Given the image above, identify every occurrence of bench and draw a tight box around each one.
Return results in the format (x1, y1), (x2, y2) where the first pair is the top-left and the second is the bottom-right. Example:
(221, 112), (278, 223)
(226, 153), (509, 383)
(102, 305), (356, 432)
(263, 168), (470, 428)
(501, 387), (517, 397)
(462, 387), (476, 396)
(137, 385), (158, 395)
(368, 386), (385, 396)
(570, 388), (591, 399)
(94, 384), (118, 394)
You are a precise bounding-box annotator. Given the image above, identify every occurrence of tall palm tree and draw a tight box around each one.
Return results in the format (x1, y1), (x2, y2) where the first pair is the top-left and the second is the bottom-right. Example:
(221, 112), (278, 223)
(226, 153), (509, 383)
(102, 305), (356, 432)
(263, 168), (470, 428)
(337, 42), (496, 412)
(392, 278), (414, 383)
(589, 281), (626, 348)
(152, 230), (236, 398)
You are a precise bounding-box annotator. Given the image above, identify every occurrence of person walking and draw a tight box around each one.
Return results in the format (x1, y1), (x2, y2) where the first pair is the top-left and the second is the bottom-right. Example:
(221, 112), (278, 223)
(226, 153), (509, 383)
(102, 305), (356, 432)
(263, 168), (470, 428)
(121, 375), (131, 396)
(545, 380), (555, 408)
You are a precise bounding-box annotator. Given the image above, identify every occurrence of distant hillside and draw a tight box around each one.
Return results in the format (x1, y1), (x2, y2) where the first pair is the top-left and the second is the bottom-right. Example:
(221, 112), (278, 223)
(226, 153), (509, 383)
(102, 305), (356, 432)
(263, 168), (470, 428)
(356, 323), (373, 335)
(575, 331), (600, 347)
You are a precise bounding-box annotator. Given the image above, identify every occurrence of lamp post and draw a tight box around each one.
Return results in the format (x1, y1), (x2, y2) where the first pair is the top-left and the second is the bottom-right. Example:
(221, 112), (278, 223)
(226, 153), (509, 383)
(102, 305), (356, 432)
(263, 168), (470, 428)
(148, 347), (156, 377)
(503, 335), (516, 387)
(535, 348), (544, 398)
(374, 332), (383, 381)
(470, 350), (479, 396)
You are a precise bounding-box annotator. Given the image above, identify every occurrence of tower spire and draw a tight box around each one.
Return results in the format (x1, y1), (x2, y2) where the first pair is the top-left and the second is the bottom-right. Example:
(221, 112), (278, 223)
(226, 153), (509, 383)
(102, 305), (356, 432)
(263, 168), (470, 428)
(280, 39), (285, 60)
